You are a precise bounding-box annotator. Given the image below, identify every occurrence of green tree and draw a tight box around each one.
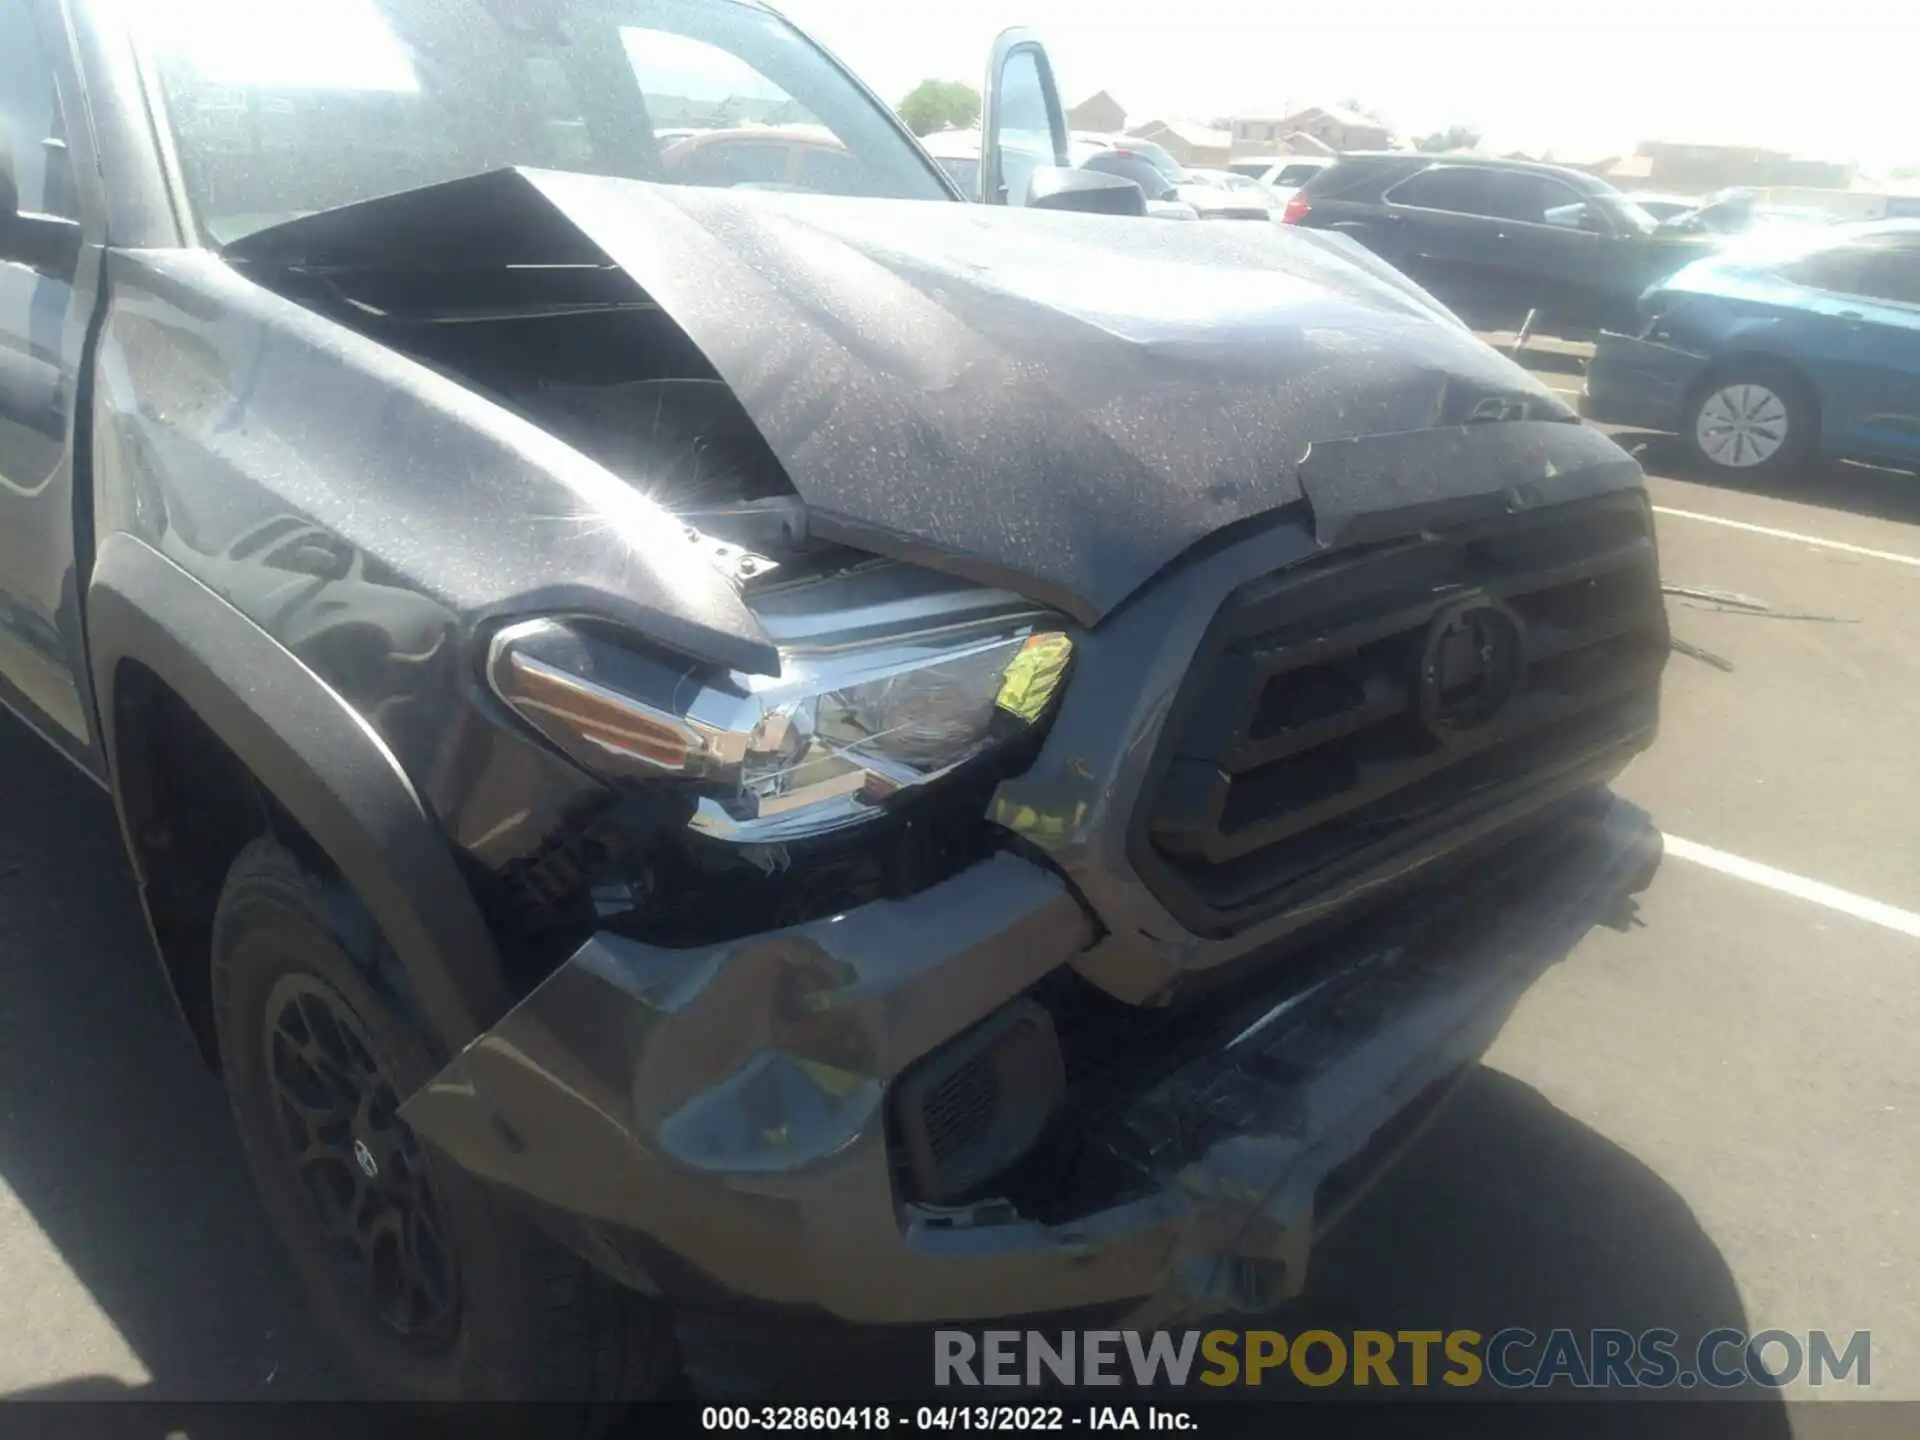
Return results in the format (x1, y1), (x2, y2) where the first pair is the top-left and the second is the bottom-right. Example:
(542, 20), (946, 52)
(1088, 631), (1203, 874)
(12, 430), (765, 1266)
(897, 79), (982, 137)
(1416, 125), (1483, 153)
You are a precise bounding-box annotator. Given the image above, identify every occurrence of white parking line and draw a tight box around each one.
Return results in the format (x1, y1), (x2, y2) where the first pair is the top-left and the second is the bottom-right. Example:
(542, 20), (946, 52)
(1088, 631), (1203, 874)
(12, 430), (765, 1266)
(1652, 506), (1920, 569)
(1664, 834), (1920, 940)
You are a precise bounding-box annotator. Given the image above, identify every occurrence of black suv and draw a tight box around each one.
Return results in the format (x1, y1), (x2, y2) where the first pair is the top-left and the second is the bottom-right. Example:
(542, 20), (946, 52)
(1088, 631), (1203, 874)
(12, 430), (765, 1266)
(1285, 153), (1711, 335)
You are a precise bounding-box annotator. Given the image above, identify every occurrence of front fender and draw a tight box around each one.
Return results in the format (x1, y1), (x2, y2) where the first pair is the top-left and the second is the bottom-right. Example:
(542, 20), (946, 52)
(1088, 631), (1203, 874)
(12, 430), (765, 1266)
(87, 531), (512, 1056)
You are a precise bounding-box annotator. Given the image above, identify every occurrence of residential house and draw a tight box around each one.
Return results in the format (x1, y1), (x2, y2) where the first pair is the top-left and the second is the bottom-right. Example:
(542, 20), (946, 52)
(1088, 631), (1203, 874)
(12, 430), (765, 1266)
(1272, 104), (1393, 153)
(1556, 154), (1638, 182)
(1228, 112), (1292, 154)
(1067, 90), (1126, 133)
(1631, 141), (1853, 195)
(1126, 118), (1232, 169)
(1602, 155), (1655, 185)
(1276, 131), (1335, 157)
(1229, 111), (1354, 160)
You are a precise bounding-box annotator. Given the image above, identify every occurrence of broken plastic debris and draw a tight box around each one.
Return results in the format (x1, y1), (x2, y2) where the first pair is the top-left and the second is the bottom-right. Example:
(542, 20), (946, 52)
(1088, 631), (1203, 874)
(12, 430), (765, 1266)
(1670, 636), (1734, 672)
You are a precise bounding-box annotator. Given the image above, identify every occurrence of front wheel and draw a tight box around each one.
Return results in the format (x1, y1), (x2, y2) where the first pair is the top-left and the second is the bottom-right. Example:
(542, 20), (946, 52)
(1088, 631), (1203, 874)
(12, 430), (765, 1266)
(211, 838), (676, 1406)
(1681, 366), (1817, 474)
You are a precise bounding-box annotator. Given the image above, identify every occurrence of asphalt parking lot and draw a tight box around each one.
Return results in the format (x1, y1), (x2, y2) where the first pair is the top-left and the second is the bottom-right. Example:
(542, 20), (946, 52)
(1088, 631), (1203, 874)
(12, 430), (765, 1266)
(0, 337), (1915, 1417)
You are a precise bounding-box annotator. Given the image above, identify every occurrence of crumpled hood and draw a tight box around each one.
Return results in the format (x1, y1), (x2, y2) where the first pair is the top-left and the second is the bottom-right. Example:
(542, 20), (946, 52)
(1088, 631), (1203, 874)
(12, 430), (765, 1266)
(227, 168), (1616, 625)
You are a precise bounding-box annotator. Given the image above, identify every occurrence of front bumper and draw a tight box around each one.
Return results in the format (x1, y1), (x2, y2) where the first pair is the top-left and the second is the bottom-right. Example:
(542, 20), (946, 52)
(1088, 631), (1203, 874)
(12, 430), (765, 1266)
(1581, 331), (1711, 433)
(400, 791), (1660, 1325)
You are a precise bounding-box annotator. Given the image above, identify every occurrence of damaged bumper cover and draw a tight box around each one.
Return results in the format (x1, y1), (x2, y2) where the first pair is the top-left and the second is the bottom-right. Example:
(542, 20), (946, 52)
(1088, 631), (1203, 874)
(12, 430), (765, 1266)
(399, 793), (1660, 1324)
(1581, 331), (1712, 433)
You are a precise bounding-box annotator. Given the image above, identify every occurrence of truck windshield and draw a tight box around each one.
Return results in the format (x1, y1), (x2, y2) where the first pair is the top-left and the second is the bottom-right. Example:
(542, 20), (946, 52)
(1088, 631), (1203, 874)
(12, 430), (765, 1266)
(135, 0), (953, 243)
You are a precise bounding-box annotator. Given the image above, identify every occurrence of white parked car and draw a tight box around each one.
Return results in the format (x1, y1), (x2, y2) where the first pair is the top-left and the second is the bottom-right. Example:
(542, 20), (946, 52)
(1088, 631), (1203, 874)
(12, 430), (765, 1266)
(1257, 156), (1335, 190)
(920, 128), (986, 199)
(1072, 135), (1264, 220)
(1190, 168), (1296, 218)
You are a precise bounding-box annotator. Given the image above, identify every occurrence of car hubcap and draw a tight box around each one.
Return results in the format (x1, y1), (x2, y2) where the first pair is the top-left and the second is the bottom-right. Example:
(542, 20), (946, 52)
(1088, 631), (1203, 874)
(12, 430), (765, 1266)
(1695, 383), (1789, 468)
(263, 974), (460, 1347)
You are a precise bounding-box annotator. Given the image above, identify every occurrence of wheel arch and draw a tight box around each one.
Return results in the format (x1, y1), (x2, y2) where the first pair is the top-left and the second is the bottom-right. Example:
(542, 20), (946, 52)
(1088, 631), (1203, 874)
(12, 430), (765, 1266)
(86, 532), (511, 1072)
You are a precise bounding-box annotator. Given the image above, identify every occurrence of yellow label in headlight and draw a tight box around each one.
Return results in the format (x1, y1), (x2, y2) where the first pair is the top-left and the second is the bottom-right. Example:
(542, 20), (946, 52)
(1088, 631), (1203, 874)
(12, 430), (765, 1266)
(995, 633), (1074, 724)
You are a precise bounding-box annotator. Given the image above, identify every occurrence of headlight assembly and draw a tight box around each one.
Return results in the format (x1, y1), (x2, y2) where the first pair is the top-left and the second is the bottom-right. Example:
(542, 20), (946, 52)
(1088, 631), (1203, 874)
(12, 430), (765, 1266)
(487, 567), (1073, 842)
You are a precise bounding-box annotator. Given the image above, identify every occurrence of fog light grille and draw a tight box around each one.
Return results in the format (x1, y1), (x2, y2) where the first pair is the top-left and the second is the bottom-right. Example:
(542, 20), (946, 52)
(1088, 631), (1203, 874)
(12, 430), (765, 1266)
(893, 1000), (1065, 1203)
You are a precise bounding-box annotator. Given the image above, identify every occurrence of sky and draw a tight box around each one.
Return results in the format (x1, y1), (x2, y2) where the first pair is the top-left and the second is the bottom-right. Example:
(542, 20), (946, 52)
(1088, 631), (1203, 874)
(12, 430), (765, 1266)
(777, 0), (1914, 176)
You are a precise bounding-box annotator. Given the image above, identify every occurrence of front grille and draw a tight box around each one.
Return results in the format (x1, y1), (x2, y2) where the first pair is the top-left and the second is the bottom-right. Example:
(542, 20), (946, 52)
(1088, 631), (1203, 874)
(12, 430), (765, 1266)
(1135, 492), (1665, 935)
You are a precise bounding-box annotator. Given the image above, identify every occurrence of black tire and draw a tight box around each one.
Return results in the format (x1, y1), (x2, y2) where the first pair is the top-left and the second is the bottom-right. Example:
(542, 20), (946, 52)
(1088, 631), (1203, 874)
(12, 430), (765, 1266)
(1681, 361), (1818, 475)
(211, 837), (676, 1407)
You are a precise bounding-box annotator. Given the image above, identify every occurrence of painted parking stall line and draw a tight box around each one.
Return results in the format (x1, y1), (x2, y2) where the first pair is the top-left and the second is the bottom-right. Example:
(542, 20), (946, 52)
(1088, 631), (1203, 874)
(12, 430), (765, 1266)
(1664, 834), (1920, 941)
(1652, 506), (1920, 569)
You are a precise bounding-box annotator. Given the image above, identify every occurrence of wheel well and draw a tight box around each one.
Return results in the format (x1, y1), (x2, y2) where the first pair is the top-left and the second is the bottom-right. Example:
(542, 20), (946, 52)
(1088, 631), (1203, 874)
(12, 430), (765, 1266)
(111, 662), (339, 1071)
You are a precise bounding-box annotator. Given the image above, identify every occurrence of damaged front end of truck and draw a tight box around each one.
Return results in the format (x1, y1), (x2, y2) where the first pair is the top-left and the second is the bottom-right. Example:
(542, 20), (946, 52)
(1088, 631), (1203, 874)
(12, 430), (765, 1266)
(101, 165), (1668, 1326)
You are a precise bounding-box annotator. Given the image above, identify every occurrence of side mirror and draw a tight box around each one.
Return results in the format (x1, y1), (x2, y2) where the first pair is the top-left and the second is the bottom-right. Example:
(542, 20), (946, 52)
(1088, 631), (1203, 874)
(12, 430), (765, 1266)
(1543, 201), (1608, 235)
(1024, 167), (1148, 216)
(980, 28), (1068, 207)
(0, 207), (81, 277)
(0, 132), (80, 277)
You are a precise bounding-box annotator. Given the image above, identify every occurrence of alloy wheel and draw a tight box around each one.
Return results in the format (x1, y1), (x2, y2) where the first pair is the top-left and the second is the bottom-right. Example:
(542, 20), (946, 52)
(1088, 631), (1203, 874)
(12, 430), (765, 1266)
(261, 973), (461, 1348)
(1694, 383), (1790, 469)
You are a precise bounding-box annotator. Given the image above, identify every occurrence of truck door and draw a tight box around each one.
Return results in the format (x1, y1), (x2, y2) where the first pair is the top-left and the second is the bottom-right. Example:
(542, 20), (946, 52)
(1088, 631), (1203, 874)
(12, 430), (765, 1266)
(979, 29), (1068, 207)
(0, 0), (100, 771)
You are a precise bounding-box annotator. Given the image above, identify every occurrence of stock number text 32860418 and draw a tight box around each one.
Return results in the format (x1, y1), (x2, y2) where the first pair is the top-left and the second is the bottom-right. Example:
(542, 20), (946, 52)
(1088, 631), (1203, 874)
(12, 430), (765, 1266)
(701, 1406), (1074, 1431)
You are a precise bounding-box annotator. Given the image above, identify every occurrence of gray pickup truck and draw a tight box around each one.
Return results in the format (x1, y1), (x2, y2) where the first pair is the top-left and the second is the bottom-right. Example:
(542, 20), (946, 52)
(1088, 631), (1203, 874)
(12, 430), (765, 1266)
(1, 0), (1666, 1405)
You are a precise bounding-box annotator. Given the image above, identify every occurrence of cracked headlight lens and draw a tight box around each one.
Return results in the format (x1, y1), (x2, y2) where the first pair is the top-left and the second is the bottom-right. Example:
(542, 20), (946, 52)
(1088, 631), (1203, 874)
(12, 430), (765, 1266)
(488, 602), (1073, 843)
(735, 631), (1076, 820)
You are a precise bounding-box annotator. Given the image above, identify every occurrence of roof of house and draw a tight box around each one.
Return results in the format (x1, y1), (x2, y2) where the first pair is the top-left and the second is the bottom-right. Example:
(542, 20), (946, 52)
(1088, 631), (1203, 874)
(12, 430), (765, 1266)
(1070, 89), (1125, 111)
(1285, 104), (1390, 132)
(1604, 155), (1657, 180)
(1281, 131), (1337, 156)
(1636, 140), (1791, 161)
(1130, 118), (1233, 150)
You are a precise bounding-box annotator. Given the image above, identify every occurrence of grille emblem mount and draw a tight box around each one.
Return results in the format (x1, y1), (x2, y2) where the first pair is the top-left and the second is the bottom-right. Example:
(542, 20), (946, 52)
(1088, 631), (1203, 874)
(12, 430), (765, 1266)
(1417, 597), (1527, 740)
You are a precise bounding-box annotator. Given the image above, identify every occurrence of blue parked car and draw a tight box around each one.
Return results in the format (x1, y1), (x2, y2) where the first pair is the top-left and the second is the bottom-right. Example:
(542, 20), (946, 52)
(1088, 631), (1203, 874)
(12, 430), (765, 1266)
(1583, 220), (1920, 474)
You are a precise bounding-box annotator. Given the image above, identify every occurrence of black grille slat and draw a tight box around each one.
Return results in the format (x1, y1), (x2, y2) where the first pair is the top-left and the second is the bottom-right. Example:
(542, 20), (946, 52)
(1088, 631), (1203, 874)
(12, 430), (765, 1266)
(1184, 694), (1655, 915)
(1220, 531), (1656, 653)
(1232, 668), (1412, 770)
(1205, 654), (1657, 861)
(1483, 536), (1658, 604)
(1136, 493), (1666, 933)
(1525, 595), (1668, 664)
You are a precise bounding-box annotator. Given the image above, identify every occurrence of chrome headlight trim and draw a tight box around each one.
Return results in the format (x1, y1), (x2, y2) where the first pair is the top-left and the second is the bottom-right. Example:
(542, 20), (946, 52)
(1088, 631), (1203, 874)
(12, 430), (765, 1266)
(486, 575), (1075, 843)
